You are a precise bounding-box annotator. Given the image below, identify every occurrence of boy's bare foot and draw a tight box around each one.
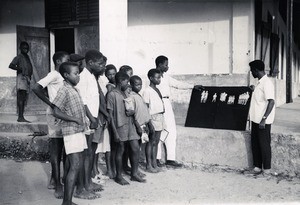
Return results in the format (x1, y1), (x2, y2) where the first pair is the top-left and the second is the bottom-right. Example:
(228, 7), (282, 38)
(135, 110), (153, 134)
(17, 118), (31, 123)
(137, 170), (146, 178)
(145, 166), (158, 173)
(88, 182), (104, 192)
(130, 175), (146, 183)
(54, 186), (64, 199)
(74, 189), (101, 200)
(115, 176), (130, 185)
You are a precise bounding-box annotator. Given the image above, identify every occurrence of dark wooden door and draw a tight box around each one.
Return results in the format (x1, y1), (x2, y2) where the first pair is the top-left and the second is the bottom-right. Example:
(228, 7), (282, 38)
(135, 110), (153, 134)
(17, 25), (50, 114)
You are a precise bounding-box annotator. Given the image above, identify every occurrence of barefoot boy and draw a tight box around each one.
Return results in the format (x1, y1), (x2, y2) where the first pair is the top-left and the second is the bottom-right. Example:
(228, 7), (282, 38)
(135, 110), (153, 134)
(129, 75), (155, 173)
(143, 69), (165, 172)
(32, 51), (69, 199)
(52, 62), (88, 205)
(106, 72), (145, 185)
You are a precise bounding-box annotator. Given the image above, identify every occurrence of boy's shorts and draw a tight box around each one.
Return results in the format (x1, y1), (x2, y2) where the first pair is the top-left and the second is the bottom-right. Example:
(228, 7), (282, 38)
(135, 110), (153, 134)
(116, 118), (140, 142)
(151, 113), (165, 131)
(92, 122), (105, 143)
(63, 132), (87, 155)
(46, 113), (63, 138)
(16, 74), (30, 92)
(96, 127), (110, 153)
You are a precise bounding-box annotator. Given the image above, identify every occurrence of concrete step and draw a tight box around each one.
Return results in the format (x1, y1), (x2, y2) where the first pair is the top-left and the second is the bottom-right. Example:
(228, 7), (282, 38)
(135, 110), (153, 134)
(0, 113), (48, 133)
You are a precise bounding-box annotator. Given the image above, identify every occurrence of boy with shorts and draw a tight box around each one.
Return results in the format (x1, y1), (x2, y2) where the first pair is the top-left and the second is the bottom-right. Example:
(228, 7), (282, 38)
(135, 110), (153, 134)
(52, 62), (88, 205)
(9, 41), (33, 123)
(143, 69), (165, 172)
(129, 75), (155, 172)
(32, 51), (69, 199)
(106, 72), (145, 185)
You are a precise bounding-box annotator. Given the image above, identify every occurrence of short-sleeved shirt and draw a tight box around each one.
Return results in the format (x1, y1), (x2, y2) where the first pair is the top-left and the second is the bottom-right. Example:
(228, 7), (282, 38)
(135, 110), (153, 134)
(53, 81), (87, 136)
(106, 89), (128, 128)
(130, 92), (151, 125)
(249, 75), (275, 124)
(10, 53), (33, 77)
(143, 87), (164, 115)
(76, 68), (99, 118)
(37, 70), (64, 114)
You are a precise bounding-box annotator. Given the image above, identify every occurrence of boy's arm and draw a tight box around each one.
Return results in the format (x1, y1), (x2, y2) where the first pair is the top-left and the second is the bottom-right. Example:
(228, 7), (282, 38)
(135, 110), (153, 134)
(53, 106), (83, 126)
(134, 119), (143, 137)
(32, 84), (54, 108)
(108, 109), (120, 142)
(9, 57), (21, 71)
(99, 106), (111, 123)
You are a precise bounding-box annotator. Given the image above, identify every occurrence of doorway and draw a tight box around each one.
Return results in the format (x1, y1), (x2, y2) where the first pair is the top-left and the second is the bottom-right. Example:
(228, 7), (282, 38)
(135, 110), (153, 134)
(53, 28), (75, 53)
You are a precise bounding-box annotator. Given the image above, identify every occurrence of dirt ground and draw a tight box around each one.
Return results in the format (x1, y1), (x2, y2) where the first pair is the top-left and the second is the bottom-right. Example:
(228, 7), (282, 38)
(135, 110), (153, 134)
(1, 159), (300, 205)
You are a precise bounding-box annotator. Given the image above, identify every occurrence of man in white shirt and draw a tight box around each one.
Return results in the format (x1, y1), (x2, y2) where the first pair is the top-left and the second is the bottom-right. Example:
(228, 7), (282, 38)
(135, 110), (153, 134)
(32, 51), (69, 199)
(249, 60), (275, 177)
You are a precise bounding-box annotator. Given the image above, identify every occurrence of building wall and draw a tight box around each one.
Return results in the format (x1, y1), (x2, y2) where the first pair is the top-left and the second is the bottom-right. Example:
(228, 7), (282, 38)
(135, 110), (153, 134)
(100, 0), (253, 76)
(0, 0), (45, 77)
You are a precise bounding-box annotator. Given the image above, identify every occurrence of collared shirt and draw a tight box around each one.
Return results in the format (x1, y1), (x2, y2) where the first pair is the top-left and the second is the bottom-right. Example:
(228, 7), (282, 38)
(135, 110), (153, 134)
(143, 87), (164, 115)
(106, 89), (129, 128)
(76, 68), (99, 118)
(53, 81), (87, 136)
(249, 75), (275, 124)
(130, 92), (151, 125)
(10, 53), (33, 77)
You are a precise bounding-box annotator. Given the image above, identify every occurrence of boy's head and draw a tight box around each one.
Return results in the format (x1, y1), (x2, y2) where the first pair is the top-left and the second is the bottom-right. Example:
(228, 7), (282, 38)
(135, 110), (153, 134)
(105, 64), (117, 84)
(53, 51), (70, 68)
(70, 53), (85, 73)
(249, 60), (265, 78)
(155, 55), (169, 73)
(115, 71), (130, 91)
(119, 65), (133, 77)
(19, 41), (30, 54)
(59, 62), (80, 86)
(130, 75), (142, 93)
(147, 69), (161, 85)
(85, 50), (106, 76)
(123, 84), (132, 95)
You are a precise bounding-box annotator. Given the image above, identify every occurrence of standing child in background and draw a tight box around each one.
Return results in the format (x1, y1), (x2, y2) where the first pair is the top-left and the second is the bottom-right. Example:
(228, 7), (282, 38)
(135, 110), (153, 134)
(9, 41), (33, 123)
(143, 69), (165, 172)
(129, 75), (155, 173)
(105, 64), (117, 93)
(52, 62), (87, 205)
(155, 55), (195, 167)
(106, 72), (145, 185)
(32, 51), (69, 199)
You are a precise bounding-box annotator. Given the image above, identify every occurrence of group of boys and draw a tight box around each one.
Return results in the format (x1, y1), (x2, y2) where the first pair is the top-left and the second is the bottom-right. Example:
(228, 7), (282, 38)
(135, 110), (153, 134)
(29, 47), (184, 205)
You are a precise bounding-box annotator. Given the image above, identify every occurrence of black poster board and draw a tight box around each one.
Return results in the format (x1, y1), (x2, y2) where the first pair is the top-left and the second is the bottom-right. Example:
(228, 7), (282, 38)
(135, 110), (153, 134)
(185, 86), (252, 131)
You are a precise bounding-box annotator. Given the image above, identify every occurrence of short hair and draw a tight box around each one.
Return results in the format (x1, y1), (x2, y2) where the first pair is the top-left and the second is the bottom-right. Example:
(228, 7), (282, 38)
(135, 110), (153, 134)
(53, 51), (69, 65)
(59, 62), (78, 78)
(249, 60), (265, 71)
(115, 71), (129, 84)
(19, 41), (29, 48)
(119, 65), (133, 73)
(130, 75), (142, 85)
(147, 69), (161, 79)
(155, 55), (168, 67)
(69, 53), (84, 62)
(85, 49), (104, 63)
(105, 64), (117, 76)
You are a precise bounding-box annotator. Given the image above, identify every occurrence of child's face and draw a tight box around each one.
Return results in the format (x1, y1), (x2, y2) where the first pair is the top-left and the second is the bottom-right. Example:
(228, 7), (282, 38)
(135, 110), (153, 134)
(20, 44), (29, 54)
(131, 79), (142, 93)
(159, 60), (169, 73)
(126, 69), (133, 77)
(124, 86), (132, 95)
(91, 58), (106, 76)
(150, 73), (161, 85)
(105, 69), (116, 84)
(120, 79), (129, 91)
(65, 66), (80, 86)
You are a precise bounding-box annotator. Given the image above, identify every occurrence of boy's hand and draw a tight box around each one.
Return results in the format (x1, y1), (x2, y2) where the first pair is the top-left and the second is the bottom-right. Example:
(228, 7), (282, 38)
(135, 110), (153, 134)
(259, 119), (266, 129)
(89, 117), (98, 129)
(74, 118), (84, 126)
(114, 132), (121, 143)
(136, 126), (143, 137)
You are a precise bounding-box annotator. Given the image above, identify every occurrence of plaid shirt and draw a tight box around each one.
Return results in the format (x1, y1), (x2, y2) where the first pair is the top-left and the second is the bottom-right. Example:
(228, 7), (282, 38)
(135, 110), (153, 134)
(53, 81), (87, 136)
